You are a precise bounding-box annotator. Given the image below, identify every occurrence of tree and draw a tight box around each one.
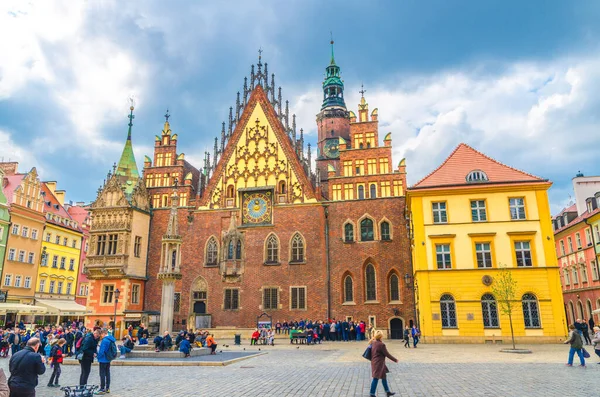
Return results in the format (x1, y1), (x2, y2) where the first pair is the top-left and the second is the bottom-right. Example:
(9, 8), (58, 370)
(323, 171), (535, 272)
(491, 265), (518, 350)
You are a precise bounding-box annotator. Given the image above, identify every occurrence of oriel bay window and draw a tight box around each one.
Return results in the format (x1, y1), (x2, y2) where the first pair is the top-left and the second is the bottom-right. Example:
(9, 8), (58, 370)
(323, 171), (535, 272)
(107, 234), (118, 255)
(96, 235), (107, 255)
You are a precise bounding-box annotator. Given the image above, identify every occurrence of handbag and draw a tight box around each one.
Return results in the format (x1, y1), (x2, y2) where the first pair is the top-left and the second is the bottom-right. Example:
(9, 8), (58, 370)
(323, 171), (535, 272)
(362, 344), (372, 361)
(582, 347), (590, 358)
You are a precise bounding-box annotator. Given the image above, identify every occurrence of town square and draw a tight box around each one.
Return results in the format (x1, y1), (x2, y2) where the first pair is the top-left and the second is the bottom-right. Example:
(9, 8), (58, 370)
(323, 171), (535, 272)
(0, 1), (599, 396)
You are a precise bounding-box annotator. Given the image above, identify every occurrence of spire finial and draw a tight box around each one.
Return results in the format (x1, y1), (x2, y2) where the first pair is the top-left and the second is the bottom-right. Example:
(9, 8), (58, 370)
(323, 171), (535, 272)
(164, 109), (170, 122)
(258, 47), (263, 63)
(330, 32), (335, 65)
(359, 83), (367, 98)
(127, 98), (135, 140)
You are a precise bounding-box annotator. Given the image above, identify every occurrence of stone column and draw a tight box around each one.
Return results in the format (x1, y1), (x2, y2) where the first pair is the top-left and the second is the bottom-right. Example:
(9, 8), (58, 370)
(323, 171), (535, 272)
(159, 278), (175, 334)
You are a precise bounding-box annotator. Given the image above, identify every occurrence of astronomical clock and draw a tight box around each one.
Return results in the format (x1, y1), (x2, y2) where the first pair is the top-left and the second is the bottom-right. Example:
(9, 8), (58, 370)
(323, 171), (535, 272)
(322, 138), (340, 159)
(241, 190), (273, 225)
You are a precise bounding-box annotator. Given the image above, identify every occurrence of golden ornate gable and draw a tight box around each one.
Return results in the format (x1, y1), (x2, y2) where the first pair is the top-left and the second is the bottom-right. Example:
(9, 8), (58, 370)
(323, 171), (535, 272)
(199, 85), (317, 209)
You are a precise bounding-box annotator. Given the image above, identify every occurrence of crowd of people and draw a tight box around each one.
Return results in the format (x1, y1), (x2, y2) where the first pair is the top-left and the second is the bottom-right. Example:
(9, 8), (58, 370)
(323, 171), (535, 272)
(271, 319), (376, 342)
(153, 329), (218, 356)
(564, 318), (600, 367)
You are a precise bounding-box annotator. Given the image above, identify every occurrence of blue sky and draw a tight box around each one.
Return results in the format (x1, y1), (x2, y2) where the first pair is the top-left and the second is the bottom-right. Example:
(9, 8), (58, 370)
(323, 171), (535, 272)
(2, 0), (600, 212)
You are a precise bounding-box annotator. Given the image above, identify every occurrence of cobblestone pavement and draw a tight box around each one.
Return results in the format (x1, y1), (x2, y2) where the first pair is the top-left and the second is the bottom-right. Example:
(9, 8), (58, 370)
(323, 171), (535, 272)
(0, 341), (597, 397)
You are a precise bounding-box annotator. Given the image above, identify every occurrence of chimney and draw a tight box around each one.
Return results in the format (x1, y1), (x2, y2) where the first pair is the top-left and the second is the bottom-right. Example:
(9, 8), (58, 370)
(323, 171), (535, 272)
(54, 190), (66, 206)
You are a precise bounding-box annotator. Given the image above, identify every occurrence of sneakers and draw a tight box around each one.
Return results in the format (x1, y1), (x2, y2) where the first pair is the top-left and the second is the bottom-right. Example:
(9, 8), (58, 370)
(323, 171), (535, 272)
(118, 355), (126, 359)
(47, 384), (60, 388)
(565, 363), (573, 366)
(94, 390), (106, 395)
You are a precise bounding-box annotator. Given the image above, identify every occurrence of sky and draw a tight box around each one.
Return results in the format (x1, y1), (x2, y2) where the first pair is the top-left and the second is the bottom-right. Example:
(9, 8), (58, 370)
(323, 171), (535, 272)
(2, 0), (600, 213)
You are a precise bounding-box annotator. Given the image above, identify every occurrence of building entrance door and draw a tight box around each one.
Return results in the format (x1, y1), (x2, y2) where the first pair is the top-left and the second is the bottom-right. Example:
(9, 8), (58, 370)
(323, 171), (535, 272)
(389, 318), (403, 339)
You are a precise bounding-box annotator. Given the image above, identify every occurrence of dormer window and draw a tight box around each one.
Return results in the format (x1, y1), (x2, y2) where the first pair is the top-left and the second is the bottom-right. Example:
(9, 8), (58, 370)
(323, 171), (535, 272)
(466, 170), (488, 183)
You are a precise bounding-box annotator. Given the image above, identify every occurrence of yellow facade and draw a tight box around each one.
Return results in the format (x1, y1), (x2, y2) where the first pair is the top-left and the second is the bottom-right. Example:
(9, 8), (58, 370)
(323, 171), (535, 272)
(407, 145), (566, 343)
(37, 223), (82, 299)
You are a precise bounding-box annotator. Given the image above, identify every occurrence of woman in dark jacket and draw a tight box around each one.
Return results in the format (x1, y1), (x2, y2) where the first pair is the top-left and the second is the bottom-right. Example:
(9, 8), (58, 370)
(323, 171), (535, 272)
(369, 331), (397, 397)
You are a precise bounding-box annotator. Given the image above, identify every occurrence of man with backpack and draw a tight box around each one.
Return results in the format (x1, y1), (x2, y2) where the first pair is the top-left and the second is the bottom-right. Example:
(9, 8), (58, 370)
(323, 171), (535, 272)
(96, 328), (117, 395)
(78, 329), (100, 386)
(73, 328), (83, 357)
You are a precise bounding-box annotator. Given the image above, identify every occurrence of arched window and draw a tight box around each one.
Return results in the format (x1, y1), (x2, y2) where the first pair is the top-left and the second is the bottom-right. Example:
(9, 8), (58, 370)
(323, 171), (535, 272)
(522, 293), (540, 328)
(171, 250), (177, 270)
(360, 218), (374, 241)
(365, 264), (376, 301)
(568, 301), (576, 324)
(265, 234), (279, 263)
(577, 301), (584, 319)
(389, 273), (400, 301)
(206, 237), (218, 266)
(586, 300), (593, 320)
(358, 185), (365, 200)
(278, 181), (286, 194)
(290, 233), (305, 262)
(440, 294), (457, 328)
(370, 184), (377, 199)
(344, 223), (354, 242)
(466, 170), (488, 183)
(481, 293), (499, 328)
(380, 221), (390, 241)
(344, 276), (353, 303)
(236, 240), (242, 260)
(227, 241), (234, 260)
(227, 184), (235, 198)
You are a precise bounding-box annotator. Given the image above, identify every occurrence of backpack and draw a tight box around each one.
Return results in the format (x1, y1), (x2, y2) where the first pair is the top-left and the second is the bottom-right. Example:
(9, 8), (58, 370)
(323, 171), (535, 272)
(75, 335), (85, 350)
(105, 339), (118, 361)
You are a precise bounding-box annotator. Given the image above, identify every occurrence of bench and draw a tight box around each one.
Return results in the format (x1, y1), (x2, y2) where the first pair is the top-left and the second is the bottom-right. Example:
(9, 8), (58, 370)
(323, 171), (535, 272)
(290, 331), (308, 344)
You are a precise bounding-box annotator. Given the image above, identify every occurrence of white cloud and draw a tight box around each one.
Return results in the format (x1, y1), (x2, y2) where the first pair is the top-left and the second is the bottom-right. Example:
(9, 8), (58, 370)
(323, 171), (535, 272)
(288, 57), (600, 212)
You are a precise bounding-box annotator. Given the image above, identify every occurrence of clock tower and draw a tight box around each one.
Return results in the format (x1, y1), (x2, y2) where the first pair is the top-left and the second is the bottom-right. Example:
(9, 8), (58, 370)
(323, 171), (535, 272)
(315, 40), (350, 198)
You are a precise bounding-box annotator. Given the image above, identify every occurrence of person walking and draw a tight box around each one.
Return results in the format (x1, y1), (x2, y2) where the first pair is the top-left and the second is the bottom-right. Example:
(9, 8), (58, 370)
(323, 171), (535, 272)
(96, 328), (117, 395)
(368, 331), (397, 397)
(403, 326), (410, 348)
(8, 329), (21, 356)
(8, 337), (46, 397)
(79, 329), (100, 386)
(592, 326), (600, 364)
(564, 324), (585, 367)
(411, 325), (421, 348)
(47, 338), (65, 388)
(582, 320), (592, 345)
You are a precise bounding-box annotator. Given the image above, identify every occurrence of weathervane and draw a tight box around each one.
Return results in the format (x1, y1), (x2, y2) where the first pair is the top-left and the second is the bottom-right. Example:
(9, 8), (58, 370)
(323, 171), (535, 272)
(258, 47), (263, 62)
(165, 109), (170, 122)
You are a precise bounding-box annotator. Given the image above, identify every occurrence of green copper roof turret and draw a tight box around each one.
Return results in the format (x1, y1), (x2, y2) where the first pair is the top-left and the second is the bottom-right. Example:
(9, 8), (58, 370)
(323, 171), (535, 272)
(115, 106), (140, 197)
(322, 39), (346, 110)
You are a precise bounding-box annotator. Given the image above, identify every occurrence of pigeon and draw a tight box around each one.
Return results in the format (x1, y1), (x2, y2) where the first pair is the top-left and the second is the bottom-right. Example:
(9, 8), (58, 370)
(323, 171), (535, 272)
(296, 346), (300, 349)
(219, 350), (222, 353)
(243, 348), (245, 351)
(258, 348), (261, 351)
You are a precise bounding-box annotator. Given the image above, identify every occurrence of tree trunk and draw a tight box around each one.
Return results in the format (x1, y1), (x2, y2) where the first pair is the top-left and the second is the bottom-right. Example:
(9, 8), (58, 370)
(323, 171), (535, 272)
(508, 311), (515, 350)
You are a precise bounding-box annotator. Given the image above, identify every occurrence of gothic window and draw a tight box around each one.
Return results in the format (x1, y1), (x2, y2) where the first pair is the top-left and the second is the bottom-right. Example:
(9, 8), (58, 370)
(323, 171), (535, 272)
(389, 273), (400, 301)
(380, 221), (391, 241)
(344, 275), (353, 303)
(206, 237), (218, 266)
(358, 185), (365, 200)
(440, 294), (457, 328)
(344, 223), (354, 242)
(96, 235), (106, 255)
(279, 181), (286, 194)
(227, 185), (235, 198)
(227, 241), (234, 260)
(290, 233), (305, 263)
(522, 293), (541, 328)
(236, 240), (242, 260)
(370, 184), (377, 198)
(173, 292), (181, 313)
(171, 250), (177, 270)
(360, 218), (374, 241)
(265, 234), (279, 264)
(365, 264), (376, 301)
(481, 294), (499, 328)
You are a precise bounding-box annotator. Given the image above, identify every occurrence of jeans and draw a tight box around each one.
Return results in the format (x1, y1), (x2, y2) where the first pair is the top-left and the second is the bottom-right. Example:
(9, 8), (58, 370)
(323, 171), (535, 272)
(568, 347), (585, 366)
(413, 336), (419, 347)
(11, 345), (20, 356)
(79, 359), (93, 385)
(49, 363), (61, 385)
(370, 378), (390, 394)
(342, 330), (348, 341)
(595, 349), (600, 359)
(119, 346), (132, 355)
(99, 362), (111, 390)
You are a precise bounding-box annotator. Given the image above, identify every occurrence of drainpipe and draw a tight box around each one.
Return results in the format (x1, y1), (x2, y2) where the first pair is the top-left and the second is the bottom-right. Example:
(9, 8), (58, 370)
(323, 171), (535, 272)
(324, 204), (331, 321)
(405, 206), (419, 328)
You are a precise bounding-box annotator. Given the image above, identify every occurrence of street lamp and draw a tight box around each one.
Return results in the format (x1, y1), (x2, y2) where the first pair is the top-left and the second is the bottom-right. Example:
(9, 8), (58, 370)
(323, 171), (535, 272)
(113, 289), (120, 337)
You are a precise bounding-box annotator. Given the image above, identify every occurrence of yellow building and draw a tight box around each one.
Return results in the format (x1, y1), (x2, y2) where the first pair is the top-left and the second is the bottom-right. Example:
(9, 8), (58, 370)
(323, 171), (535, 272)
(35, 182), (86, 323)
(407, 143), (566, 343)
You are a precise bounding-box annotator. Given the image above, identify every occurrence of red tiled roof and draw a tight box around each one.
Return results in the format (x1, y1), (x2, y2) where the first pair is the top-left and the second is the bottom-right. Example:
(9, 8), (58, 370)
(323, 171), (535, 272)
(2, 174), (25, 205)
(553, 203), (577, 218)
(553, 207), (600, 234)
(412, 143), (546, 188)
(41, 183), (82, 232)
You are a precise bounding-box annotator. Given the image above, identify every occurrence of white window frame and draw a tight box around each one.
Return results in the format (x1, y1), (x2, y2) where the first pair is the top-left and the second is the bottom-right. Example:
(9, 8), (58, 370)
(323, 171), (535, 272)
(27, 252), (34, 264)
(21, 226), (29, 238)
(436, 244), (452, 269)
(18, 250), (25, 262)
(475, 242), (492, 268)
(24, 277), (31, 289)
(49, 280), (56, 294)
(8, 248), (15, 261)
(31, 229), (38, 240)
(432, 202), (447, 224)
(470, 200), (487, 222)
(509, 198), (526, 220)
(14, 275), (21, 288)
(39, 279), (46, 292)
(515, 241), (532, 267)
(11, 225), (19, 235)
(4, 274), (11, 286)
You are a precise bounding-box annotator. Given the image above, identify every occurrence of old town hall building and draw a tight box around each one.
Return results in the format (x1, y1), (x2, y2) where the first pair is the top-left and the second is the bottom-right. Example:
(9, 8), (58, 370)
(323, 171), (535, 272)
(140, 48), (413, 336)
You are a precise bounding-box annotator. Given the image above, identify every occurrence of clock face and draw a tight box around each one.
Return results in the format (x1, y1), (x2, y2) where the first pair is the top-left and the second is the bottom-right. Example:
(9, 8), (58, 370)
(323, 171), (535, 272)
(242, 191), (273, 225)
(323, 139), (340, 159)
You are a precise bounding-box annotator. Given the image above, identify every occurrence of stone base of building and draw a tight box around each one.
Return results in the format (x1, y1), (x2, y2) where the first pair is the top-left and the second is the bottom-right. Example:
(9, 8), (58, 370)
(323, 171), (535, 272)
(421, 335), (565, 344)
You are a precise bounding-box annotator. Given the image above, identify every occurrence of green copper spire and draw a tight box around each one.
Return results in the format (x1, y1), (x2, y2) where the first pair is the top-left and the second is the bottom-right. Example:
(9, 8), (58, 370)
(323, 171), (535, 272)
(115, 105), (140, 197)
(322, 37), (346, 110)
(330, 36), (335, 65)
